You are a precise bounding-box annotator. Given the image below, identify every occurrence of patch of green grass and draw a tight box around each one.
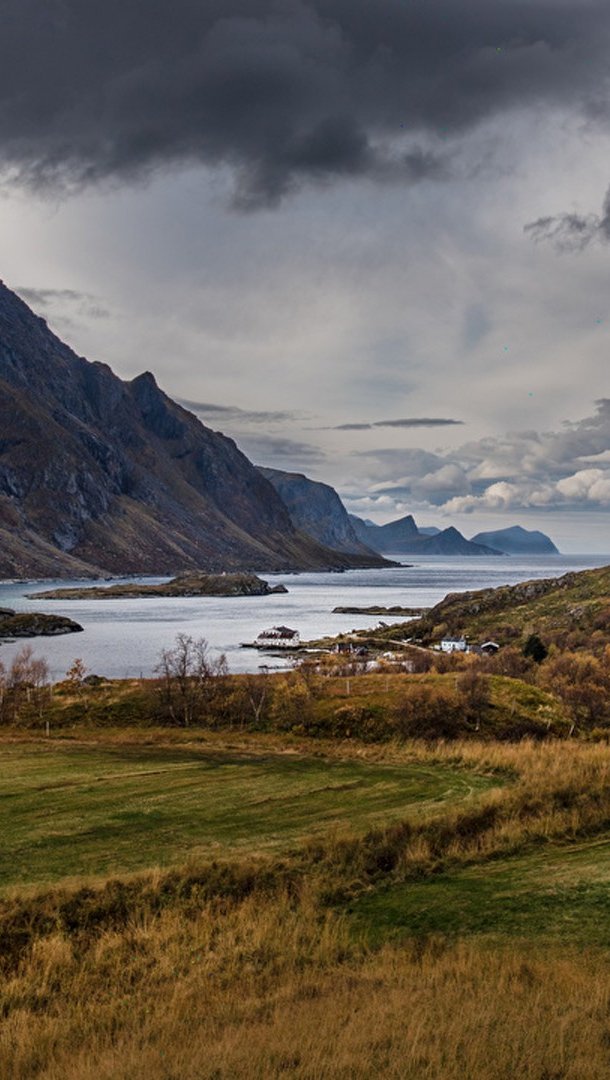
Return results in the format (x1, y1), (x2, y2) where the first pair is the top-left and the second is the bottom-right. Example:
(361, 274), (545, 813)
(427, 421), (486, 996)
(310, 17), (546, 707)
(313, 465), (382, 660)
(349, 834), (610, 947)
(0, 742), (494, 891)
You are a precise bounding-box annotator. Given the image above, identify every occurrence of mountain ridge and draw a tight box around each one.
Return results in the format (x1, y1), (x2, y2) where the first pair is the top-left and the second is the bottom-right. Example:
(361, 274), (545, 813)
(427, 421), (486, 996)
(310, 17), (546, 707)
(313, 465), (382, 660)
(0, 280), (382, 578)
(349, 513), (499, 556)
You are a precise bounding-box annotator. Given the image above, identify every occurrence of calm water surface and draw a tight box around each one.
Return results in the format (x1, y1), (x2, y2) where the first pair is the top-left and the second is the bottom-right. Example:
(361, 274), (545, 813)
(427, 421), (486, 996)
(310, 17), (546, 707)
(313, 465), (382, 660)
(0, 554), (607, 680)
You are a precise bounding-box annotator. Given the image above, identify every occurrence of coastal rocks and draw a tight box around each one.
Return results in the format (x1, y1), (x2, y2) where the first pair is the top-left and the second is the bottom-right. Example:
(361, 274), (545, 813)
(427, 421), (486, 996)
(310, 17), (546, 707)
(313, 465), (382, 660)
(28, 572), (289, 600)
(0, 609), (83, 638)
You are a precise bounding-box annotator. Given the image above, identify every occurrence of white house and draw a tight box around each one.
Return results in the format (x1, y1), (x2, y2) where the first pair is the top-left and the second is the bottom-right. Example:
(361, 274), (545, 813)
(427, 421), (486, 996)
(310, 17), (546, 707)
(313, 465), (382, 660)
(255, 626), (300, 649)
(440, 637), (467, 653)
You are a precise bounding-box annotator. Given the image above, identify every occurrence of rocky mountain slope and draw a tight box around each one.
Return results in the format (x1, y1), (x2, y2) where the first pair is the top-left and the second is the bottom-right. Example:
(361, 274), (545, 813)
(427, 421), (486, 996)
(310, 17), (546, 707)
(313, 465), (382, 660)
(349, 514), (499, 556)
(470, 525), (559, 555)
(0, 281), (378, 578)
(259, 468), (388, 565)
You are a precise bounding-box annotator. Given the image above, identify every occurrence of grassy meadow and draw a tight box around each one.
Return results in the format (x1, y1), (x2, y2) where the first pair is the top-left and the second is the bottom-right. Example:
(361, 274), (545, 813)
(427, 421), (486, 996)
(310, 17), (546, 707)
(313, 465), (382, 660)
(0, 737), (494, 890)
(3, 673), (610, 1076)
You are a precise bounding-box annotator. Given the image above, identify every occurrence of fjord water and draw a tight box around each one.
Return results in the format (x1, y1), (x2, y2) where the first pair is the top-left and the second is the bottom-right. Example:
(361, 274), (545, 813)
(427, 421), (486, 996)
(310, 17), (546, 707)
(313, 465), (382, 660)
(0, 554), (607, 680)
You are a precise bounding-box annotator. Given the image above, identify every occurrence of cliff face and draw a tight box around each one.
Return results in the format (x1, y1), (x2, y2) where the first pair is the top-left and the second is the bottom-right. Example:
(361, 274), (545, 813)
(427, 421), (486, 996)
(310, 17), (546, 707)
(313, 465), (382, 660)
(0, 281), (374, 578)
(258, 468), (390, 567)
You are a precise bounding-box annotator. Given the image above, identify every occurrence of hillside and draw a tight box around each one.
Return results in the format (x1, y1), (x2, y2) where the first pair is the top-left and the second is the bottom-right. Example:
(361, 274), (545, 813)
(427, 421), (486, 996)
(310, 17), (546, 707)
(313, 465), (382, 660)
(404, 563), (610, 646)
(0, 281), (381, 578)
(470, 525), (559, 555)
(258, 468), (388, 565)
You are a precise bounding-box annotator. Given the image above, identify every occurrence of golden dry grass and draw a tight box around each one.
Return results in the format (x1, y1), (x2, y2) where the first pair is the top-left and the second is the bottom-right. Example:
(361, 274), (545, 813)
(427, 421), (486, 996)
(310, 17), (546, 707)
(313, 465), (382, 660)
(4, 735), (610, 1077)
(2, 894), (610, 1079)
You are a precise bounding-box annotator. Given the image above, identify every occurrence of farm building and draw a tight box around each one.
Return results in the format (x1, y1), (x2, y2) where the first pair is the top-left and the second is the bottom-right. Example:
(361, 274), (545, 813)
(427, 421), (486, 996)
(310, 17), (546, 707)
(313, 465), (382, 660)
(440, 637), (467, 653)
(255, 626), (300, 649)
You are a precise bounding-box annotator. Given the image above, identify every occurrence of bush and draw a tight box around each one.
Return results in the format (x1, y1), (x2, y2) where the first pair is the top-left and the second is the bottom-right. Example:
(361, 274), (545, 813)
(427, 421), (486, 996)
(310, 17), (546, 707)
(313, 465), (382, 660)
(393, 685), (465, 740)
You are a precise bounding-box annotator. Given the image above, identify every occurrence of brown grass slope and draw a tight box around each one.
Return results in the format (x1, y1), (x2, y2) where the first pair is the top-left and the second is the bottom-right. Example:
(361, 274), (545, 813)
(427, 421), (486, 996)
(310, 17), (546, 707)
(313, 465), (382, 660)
(377, 563), (610, 647)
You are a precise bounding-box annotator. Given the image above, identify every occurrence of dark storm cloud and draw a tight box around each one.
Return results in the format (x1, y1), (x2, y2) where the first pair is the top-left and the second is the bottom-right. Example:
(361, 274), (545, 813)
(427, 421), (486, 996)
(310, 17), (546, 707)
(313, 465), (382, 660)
(333, 417), (463, 430)
(0, 1), (608, 206)
(524, 186), (610, 251)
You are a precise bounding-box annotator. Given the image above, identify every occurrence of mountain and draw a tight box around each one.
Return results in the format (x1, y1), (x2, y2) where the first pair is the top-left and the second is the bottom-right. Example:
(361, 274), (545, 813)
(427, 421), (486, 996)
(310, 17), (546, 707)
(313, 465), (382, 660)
(348, 513), (419, 553)
(415, 526), (501, 556)
(259, 468), (389, 566)
(0, 280), (381, 578)
(470, 525), (560, 555)
(349, 514), (499, 556)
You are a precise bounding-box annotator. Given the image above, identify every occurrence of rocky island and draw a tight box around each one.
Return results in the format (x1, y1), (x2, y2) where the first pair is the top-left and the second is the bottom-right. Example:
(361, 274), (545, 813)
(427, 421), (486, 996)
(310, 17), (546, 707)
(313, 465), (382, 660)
(0, 608), (83, 639)
(28, 572), (289, 601)
(332, 605), (426, 616)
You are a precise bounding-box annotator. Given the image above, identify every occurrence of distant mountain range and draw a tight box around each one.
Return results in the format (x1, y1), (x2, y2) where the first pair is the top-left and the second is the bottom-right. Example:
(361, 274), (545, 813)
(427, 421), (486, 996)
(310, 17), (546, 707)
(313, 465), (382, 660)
(347, 514), (559, 557)
(348, 514), (501, 556)
(0, 281), (388, 578)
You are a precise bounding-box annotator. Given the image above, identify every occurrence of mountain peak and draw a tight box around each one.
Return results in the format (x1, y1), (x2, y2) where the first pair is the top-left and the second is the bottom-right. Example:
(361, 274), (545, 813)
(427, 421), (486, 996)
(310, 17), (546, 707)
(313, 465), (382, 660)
(0, 278), (376, 577)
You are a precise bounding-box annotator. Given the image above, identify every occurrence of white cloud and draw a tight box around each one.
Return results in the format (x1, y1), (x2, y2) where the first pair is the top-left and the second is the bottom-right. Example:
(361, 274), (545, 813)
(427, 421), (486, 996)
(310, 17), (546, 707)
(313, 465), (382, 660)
(556, 469), (610, 505)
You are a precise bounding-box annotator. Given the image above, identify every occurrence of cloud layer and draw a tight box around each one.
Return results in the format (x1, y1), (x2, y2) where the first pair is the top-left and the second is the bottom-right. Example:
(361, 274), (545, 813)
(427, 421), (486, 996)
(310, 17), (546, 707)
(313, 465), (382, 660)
(1, 1), (609, 205)
(345, 400), (610, 516)
(334, 418), (463, 431)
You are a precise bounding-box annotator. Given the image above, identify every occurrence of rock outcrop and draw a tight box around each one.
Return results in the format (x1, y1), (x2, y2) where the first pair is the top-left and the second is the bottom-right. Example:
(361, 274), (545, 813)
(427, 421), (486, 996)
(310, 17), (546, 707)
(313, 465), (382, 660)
(0, 609), (83, 638)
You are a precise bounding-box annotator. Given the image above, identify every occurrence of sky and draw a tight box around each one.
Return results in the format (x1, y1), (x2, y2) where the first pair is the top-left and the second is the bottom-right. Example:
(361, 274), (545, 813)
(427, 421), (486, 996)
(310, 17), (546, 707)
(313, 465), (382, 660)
(1, 1), (609, 552)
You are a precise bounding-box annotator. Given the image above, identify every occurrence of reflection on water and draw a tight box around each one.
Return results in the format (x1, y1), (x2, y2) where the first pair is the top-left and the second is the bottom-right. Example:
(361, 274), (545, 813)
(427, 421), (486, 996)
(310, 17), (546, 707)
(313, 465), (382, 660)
(0, 554), (607, 680)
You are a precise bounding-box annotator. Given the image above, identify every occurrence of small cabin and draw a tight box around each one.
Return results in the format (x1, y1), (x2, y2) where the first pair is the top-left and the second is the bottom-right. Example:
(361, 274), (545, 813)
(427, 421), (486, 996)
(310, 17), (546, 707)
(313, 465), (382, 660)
(479, 641), (500, 655)
(255, 626), (300, 649)
(440, 637), (467, 653)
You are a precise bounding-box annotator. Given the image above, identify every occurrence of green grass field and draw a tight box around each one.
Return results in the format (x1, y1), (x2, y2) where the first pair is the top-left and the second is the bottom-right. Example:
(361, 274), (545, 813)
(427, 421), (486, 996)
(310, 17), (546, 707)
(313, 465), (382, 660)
(350, 833), (610, 948)
(0, 739), (495, 891)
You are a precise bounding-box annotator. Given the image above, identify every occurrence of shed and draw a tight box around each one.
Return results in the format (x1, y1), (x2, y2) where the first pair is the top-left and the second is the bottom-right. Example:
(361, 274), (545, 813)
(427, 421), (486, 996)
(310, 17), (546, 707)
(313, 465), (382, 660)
(479, 641), (500, 655)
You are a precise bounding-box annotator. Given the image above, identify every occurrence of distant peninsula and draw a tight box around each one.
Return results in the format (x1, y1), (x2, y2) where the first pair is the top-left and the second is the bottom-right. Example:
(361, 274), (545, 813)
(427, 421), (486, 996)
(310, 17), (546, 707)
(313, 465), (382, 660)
(28, 572), (289, 601)
(0, 608), (83, 639)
